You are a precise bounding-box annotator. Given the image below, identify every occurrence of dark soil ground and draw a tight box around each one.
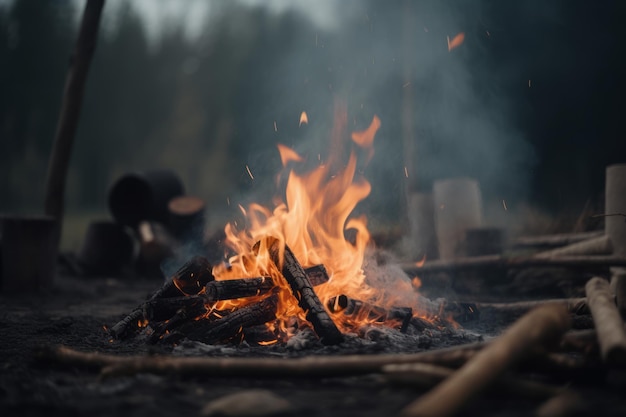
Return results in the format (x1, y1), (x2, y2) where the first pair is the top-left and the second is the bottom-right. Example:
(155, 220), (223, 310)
(1, 266), (626, 417)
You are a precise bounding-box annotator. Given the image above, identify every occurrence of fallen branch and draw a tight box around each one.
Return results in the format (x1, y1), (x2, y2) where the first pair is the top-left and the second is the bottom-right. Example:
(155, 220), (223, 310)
(37, 341), (485, 378)
(399, 304), (570, 417)
(585, 276), (626, 365)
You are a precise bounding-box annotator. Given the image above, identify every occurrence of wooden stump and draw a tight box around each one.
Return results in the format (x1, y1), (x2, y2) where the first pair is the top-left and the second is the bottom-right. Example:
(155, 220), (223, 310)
(1, 215), (57, 293)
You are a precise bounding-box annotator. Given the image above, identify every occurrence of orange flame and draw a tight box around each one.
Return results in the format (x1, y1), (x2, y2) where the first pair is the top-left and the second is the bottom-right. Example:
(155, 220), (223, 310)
(212, 110), (435, 337)
(447, 32), (465, 51)
(299, 111), (309, 126)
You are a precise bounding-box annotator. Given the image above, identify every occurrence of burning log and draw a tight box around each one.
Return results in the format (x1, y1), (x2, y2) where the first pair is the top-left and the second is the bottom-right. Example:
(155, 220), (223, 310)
(205, 277), (275, 302)
(399, 303), (570, 417)
(327, 295), (413, 333)
(38, 341), (486, 378)
(265, 238), (343, 345)
(584, 276), (626, 364)
(303, 264), (330, 286)
(110, 256), (213, 339)
(178, 294), (279, 345)
(384, 362), (564, 400)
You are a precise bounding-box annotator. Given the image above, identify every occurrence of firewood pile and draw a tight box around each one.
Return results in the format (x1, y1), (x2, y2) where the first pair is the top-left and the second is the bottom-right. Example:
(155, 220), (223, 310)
(110, 238), (454, 348)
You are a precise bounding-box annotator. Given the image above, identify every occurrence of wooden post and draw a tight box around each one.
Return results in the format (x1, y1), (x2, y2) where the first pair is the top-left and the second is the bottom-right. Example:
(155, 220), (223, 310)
(43, 0), (105, 247)
(433, 178), (482, 260)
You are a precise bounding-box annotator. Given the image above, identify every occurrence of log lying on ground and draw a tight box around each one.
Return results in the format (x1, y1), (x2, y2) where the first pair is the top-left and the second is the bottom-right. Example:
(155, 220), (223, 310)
(179, 294), (279, 345)
(585, 276), (626, 365)
(512, 231), (604, 249)
(38, 340), (485, 378)
(110, 256), (213, 339)
(327, 295), (413, 333)
(469, 298), (588, 317)
(533, 235), (612, 259)
(402, 255), (626, 276)
(265, 238), (343, 345)
(399, 304), (570, 417)
(204, 277), (274, 302)
(384, 362), (564, 400)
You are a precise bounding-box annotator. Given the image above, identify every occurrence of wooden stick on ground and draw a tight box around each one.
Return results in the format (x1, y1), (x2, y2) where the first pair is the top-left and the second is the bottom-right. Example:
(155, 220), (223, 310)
(402, 255), (626, 276)
(37, 341), (486, 378)
(265, 237), (343, 345)
(585, 276), (626, 365)
(399, 303), (570, 417)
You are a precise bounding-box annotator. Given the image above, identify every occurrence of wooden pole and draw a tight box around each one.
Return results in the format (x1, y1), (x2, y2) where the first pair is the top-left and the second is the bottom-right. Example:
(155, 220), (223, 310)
(399, 304), (570, 417)
(44, 0), (105, 245)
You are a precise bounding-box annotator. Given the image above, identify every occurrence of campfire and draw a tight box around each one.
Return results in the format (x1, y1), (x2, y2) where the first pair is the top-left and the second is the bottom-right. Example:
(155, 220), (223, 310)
(110, 111), (454, 347)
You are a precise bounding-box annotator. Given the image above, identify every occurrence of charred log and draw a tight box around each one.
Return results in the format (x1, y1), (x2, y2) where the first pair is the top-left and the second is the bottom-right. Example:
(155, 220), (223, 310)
(148, 302), (208, 345)
(327, 295), (413, 333)
(265, 238), (343, 345)
(303, 264), (330, 287)
(181, 294), (279, 345)
(110, 256), (212, 339)
(144, 295), (206, 322)
(204, 277), (274, 302)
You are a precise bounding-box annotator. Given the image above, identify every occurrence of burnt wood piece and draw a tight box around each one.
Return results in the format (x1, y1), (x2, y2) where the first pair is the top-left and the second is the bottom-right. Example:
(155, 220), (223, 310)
(144, 295), (206, 322)
(204, 277), (275, 302)
(399, 304), (570, 417)
(585, 276), (626, 364)
(110, 256), (213, 339)
(171, 255), (215, 295)
(265, 238), (343, 345)
(327, 295), (413, 333)
(181, 294), (279, 345)
(303, 264), (330, 286)
(148, 302), (208, 345)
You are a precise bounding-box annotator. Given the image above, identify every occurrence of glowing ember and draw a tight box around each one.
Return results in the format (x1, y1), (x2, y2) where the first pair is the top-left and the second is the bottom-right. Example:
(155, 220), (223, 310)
(447, 32), (465, 51)
(299, 111), (309, 126)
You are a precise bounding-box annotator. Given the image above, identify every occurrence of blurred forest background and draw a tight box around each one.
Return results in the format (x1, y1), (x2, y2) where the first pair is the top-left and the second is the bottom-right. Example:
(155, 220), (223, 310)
(1, 0), (625, 250)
